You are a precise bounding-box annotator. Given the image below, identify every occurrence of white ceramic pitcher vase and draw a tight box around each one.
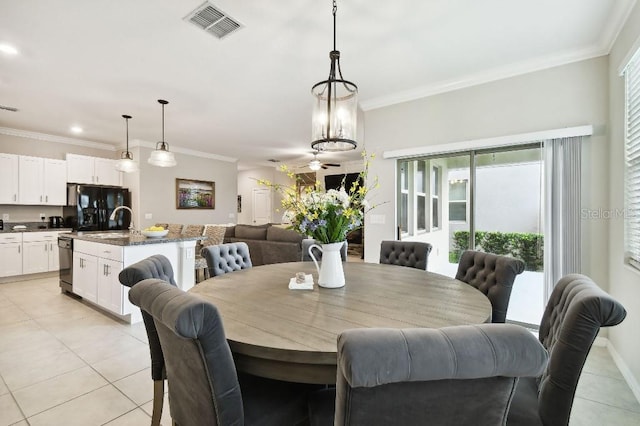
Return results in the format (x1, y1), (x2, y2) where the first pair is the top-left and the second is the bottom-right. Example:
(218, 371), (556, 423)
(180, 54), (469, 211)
(308, 241), (345, 289)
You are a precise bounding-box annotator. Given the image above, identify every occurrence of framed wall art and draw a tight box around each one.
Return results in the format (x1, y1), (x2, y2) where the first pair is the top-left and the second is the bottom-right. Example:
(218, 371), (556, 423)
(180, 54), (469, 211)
(176, 178), (215, 209)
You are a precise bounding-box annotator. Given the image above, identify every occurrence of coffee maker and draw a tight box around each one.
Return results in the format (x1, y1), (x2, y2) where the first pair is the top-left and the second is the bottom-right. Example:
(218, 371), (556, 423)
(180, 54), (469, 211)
(49, 216), (65, 228)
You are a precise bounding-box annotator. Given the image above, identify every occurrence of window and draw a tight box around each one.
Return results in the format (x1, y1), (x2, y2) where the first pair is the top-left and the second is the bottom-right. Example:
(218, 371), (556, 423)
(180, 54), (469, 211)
(399, 161), (409, 234)
(449, 179), (468, 222)
(624, 50), (640, 271)
(431, 165), (441, 229)
(417, 162), (427, 231)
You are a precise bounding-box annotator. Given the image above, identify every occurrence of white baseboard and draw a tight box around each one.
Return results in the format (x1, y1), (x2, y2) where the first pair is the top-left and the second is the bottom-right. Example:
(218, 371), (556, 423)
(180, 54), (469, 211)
(604, 338), (640, 404)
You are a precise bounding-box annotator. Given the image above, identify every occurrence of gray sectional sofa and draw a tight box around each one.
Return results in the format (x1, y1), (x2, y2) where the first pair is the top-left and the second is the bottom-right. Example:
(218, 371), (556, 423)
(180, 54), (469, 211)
(224, 224), (305, 266)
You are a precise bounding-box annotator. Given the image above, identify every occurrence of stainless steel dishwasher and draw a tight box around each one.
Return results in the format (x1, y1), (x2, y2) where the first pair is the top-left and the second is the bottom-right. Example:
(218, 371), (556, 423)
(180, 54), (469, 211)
(58, 235), (73, 293)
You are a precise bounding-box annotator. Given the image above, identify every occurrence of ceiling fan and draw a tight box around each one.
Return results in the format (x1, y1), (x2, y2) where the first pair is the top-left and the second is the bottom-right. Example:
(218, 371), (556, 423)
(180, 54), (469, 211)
(308, 151), (341, 171)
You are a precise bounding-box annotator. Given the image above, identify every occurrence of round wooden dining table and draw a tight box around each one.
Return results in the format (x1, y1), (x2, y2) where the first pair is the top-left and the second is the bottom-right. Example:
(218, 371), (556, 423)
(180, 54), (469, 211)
(190, 261), (492, 384)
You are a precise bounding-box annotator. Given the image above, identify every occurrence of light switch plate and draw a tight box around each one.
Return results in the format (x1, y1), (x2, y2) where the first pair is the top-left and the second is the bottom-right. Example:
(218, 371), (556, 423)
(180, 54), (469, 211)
(2, 214), (8, 221)
(145, 213), (152, 219)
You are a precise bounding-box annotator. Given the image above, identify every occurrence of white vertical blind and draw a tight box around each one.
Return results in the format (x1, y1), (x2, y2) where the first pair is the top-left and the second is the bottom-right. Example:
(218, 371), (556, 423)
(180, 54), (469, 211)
(543, 137), (582, 300)
(625, 55), (640, 271)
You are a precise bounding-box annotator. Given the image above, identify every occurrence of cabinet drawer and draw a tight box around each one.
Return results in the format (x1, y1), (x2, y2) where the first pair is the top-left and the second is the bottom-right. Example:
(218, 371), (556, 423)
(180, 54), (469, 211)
(0, 233), (22, 243)
(96, 244), (123, 262)
(22, 231), (59, 242)
(74, 239), (98, 256)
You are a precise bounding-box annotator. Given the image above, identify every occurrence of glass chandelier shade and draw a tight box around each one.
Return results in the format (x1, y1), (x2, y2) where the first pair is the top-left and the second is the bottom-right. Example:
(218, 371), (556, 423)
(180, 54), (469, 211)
(115, 114), (139, 173)
(309, 156), (322, 171)
(148, 99), (177, 167)
(311, 0), (358, 152)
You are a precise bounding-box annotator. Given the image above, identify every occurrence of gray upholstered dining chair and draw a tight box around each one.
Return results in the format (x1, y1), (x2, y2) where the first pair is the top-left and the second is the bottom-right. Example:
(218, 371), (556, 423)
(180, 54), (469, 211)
(455, 250), (525, 323)
(302, 239), (348, 262)
(202, 242), (252, 277)
(507, 274), (626, 426)
(118, 254), (177, 426)
(379, 240), (433, 270)
(309, 323), (548, 426)
(128, 279), (317, 426)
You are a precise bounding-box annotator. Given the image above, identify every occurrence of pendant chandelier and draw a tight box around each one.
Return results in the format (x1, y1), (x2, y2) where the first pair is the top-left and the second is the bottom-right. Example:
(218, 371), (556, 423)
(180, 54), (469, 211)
(115, 114), (139, 173)
(148, 99), (177, 167)
(311, 0), (358, 152)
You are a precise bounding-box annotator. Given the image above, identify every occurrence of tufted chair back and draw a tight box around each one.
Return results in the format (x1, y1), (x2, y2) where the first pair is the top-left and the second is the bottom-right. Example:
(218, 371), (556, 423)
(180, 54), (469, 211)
(203, 242), (253, 277)
(507, 274), (627, 426)
(455, 250), (525, 323)
(379, 240), (433, 271)
(310, 324), (548, 426)
(128, 279), (317, 426)
(118, 255), (176, 426)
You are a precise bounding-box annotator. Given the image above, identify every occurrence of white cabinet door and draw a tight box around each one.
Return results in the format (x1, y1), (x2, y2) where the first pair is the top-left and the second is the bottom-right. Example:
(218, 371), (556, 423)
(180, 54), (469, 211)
(43, 159), (67, 205)
(66, 154), (94, 184)
(94, 158), (122, 186)
(22, 241), (49, 274)
(48, 241), (59, 271)
(0, 242), (22, 277)
(67, 154), (122, 186)
(73, 253), (98, 302)
(18, 156), (44, 204)
(0, 153), (19, 204)
(97, 258), (124, 314)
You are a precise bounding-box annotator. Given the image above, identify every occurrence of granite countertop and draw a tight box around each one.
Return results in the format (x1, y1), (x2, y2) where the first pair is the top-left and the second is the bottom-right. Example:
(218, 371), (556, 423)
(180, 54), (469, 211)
(67, 231), (206, 246)
(0, 226), (73, 234)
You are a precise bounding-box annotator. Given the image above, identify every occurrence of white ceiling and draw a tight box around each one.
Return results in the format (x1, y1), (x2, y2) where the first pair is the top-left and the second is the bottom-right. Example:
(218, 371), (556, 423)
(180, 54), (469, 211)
(0, 0), (635, 169)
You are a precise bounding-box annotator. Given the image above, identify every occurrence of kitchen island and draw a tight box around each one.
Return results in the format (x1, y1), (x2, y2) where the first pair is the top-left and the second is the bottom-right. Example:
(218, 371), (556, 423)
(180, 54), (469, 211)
(65, 231), (204, 323)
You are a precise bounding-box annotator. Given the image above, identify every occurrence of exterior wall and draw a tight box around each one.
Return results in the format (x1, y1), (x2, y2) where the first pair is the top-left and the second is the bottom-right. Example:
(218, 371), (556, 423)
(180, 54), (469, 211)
(608, 0), (640, 397)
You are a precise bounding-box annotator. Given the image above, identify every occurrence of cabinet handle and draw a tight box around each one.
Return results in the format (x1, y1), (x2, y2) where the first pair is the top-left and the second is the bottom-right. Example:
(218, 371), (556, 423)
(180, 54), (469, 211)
(40, 195), (43, 202)
(13, 194), (16, 201)
(44, 244), (47, 252)
(18, 245), (20, 254)
(105, 265), (110, 276)
(46, 195), (48, 202)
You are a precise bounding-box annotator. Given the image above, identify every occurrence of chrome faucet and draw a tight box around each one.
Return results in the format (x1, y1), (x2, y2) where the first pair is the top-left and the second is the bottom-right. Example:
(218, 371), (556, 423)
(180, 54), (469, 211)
(109, 206), (135, 233)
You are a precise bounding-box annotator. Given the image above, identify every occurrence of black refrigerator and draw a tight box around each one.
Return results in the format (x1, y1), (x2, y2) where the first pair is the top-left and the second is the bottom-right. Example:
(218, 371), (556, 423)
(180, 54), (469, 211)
(63, 184), (131, 231)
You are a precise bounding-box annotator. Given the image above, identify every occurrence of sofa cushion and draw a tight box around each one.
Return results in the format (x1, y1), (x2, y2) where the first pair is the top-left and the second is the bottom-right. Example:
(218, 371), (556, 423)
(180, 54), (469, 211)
(267, 226), (304, 244)
(235, 224), (268, 240)
(224, 226), (236, 239)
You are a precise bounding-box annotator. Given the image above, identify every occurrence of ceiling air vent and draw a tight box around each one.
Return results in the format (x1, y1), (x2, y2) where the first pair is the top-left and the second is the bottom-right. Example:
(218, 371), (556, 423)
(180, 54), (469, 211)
(184, 2), (242, 40)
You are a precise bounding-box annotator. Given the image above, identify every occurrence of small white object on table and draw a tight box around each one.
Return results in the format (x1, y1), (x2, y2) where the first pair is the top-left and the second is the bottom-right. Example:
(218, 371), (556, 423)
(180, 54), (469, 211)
(288, 273), (314, 290)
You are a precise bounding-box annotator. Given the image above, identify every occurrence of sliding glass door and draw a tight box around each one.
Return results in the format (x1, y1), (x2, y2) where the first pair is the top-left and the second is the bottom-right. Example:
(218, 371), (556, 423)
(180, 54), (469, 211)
(397, 144), (544, 326)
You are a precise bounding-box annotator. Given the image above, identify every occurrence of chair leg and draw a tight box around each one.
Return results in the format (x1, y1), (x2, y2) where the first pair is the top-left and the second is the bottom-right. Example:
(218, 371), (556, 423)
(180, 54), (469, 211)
(151, 379), (164, 426)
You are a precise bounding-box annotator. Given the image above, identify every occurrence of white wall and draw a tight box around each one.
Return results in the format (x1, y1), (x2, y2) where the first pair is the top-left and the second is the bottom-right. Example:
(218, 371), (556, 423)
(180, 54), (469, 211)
(237, 167), (293, 225)
(137, 146), (238, 229)
(608, 1), (640, 397)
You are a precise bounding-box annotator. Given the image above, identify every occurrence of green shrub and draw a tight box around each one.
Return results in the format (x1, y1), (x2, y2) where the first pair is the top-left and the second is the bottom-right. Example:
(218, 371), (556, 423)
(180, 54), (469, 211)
(450, 230), (543, 272)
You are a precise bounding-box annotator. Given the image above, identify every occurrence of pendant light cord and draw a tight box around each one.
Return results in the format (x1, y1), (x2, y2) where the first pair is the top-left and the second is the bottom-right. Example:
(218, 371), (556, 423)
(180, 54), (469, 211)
(332, 0), (337, 51)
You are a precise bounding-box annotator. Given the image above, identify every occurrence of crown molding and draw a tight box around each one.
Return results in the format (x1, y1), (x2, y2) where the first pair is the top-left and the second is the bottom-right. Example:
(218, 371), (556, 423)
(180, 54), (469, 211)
(362, 1), (638, 112)
(0, 127), (237, 163)
(0, 126), (117, 151)
(599, 0), (637, 53)
(129, 139), (237, 163)
(360, 47), (608, 111)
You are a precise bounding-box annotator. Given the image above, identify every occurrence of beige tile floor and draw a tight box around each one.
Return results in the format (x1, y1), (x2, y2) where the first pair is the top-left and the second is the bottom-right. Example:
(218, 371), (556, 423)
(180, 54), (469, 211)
(1, 275), (639, 425)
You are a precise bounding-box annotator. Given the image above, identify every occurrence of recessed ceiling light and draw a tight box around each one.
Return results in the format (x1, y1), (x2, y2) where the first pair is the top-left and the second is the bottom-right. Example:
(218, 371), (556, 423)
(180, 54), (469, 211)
(0, 43), (18, 55)
(70, 126), (83, 134)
